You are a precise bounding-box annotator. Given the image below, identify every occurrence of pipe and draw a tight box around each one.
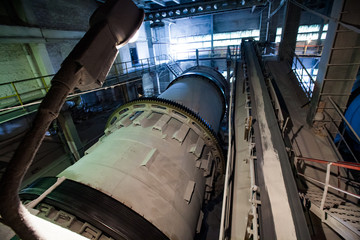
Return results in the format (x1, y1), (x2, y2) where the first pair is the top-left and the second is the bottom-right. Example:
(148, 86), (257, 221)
(0, 0), (144, 239)
(0, 61), (81, 240)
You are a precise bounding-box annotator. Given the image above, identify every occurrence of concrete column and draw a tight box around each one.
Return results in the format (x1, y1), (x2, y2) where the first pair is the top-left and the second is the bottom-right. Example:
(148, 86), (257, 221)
(259, 4), (269, 42)
(267, 0), (281, 43)
(121, 84), (130, 102)
(210, 14), (215, 67)
(58, 111), (83, 162)
(29, 43), (55, 83)
(278, 0), (302, 63)
(145, 21), (155, 64)
(163, 22), (171, 56)
(22, 43), (55, 97)
(142, 72), (155, 97)
(112, 53), (123, 76)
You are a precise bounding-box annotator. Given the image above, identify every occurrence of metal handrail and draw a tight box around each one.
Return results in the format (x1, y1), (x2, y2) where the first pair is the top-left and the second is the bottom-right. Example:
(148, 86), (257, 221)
(296, 156), (360, 213)
(321, 110), (359, 163)
(328, 96), (360, 144)
(295, 44), (323, 56)
(219, 74), (235, 240)
(297, 156), (360, 170)
(111, 54), (170, 76)
(292, 53), (316, 99)
(0, 54), (170, 111)
(172, 46), (239, 61)
(0, 76), (51, 109)
(319, 96), (360, 164)
(1, 48), (240, 112)
(219, 45), (241, 240)
(0, 78), (142, 113)
(0, 74), (54, 86)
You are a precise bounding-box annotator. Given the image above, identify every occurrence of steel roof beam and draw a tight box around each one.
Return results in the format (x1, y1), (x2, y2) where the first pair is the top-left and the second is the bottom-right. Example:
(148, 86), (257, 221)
(151, 0), (166, 7)
(145, 0), (266, 21)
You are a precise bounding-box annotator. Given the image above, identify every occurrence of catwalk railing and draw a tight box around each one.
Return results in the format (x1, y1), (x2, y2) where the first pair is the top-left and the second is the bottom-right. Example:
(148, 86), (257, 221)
(295, 156), (360, 238)
(321, 96), (360, 164)
(172, 46), (240, 61)
(0, 47), (241, 113)
(292, 53), (316, 99)
(0, 54), (169, 112)
(296, 157), (360, 206)
(218, 45), (241, 240)
(218, 74), (235, 240)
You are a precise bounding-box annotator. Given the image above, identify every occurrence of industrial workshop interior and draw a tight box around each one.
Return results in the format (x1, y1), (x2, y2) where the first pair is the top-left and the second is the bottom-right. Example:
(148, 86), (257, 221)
(0, 0), (359, 239)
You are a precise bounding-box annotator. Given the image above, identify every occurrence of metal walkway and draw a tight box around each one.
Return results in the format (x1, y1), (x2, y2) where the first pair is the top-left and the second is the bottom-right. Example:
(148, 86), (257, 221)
(0, 55), (171, 124)
(305, 183), (360, 239)
(297, 156), (360, 240)
(166, 60), (183, 77)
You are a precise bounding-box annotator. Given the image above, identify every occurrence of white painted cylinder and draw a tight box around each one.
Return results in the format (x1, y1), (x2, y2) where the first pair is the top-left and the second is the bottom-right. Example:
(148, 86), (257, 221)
(58, 66), (227, 239)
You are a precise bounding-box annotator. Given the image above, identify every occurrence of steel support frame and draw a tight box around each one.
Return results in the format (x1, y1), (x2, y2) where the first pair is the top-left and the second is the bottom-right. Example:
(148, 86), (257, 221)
(278, 0), (302, 63)
(145, 0), (266, 22)
(307, 0), (360, 130)
(57, 111), (84, 162)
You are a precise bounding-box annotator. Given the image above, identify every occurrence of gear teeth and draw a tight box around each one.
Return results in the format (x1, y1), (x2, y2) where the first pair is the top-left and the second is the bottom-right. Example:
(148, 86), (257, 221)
(111, 97), (224, 163)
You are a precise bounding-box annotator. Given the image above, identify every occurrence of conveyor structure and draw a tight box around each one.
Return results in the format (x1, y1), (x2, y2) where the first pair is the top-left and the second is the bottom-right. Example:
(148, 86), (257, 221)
(239, 40), (311, 239)
(18, 66), (228, 240)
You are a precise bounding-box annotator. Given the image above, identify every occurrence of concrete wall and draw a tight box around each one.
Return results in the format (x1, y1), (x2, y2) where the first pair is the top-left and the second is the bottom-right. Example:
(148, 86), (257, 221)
(116, 23), (150, 70)
(0, 0), (95, 107)
(213, 9), (260, 33)
(171, 15), (212, 37)
(0, 43), (38, 107)
(152, 23), (171, 58)
(0, 44), (33, 84)
(136, 23), (150, 60)
(46, 40), (78, 72)
(0, 40), (74, 108)
(20, 0), (97, 31)
(170, 9), (260, 39)
(299, 11), (324, 26)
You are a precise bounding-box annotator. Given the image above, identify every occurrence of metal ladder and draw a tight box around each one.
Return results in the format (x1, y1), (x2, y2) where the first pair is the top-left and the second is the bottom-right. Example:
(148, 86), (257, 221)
(166, 61), (183, 77)
(309, 0), (360, 137)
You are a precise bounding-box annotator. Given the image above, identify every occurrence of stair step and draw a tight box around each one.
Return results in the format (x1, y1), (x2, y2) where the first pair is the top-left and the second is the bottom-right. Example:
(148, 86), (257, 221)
(167, 62), (183, 77)
(304, 184), (360, 239)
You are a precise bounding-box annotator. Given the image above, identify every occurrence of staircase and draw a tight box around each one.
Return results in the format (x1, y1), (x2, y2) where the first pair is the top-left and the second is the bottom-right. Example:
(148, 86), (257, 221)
(296, 156), (360, 240)
(304, 183), (360, 239)
(166, 61), (183, 77)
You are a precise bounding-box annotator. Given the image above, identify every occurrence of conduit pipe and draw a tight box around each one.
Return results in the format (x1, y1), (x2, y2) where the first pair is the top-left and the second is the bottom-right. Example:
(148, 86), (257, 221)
(0, 0), (144, 239)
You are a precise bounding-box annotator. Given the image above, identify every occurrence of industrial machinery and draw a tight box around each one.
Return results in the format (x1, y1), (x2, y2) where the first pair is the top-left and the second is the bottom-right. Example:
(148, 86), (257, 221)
(18, 65), (228, 240)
